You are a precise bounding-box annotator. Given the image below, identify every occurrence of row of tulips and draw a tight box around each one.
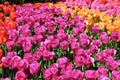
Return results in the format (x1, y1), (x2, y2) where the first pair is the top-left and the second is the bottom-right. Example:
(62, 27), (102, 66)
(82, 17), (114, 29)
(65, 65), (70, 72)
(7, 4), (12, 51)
(1, 2), (120, 45)
(64, 0), (120, 16)
(0, 1), (120, 80)
(0, 2), (17, 45)
(52, 2), (120, 34)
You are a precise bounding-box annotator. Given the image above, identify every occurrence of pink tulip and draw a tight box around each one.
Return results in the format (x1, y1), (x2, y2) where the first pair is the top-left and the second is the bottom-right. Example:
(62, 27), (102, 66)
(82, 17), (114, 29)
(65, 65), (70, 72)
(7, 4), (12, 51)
(42, 50), (55, 60)
(15, 71), (26, 80)
(60, 40), (68, 50)
(111, 31), (120, 42)
(91, 40), (102, 47)
(98, 75), (110, 80)
(80, 39), (90, 48)
(33, 50), (42, 61)
(85, 70), (98, 80)
(57, 57), (68, 68)
(105, 57), (119, 70)
(17, 59), (29, 71)
(29, 61), (40, 75)
(23, 53), (34, 64)
(71, 70), (84, 80)
(89, 45), (98, 54)
(91, 25), (100, 34)
(97, 66), (108, 75)
(6, 41), (15, 51)
(11, 56), (21, 69)
(112, 70), (120, 80)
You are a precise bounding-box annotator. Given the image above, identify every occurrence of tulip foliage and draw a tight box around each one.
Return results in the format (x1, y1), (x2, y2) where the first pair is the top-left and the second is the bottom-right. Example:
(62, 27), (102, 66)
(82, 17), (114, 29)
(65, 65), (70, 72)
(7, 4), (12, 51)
(0, 1), (120, 80)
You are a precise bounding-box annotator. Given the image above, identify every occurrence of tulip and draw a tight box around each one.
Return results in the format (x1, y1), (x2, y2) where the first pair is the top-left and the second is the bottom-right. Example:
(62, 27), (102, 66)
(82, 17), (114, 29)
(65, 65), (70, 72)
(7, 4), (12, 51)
(71, 70), (84, 80)
(23, 53), (34, 64)
(91, 40), (102, 47)
(105, 56), (119, 70)
(98, 75), (110, 80)
(91, 25), (100, 34)
(80, 39), (90, 48)
(111, 31), (120, 42)
(70, 41), (79, 51)
(6, 41), (14, 51)
(22, 42), (32, 53)
(15, 71), (26, 80)
(97, 66), (108, 75)
(60, 40), (68, 50)
(112, 70), (120, 80)
(89, 45), (98, 54)
(11, 56), (21, 69)
(85, 70), (98, 80)
(17, 59), (29, 71)
(0, 49), (3, 59)
(42, 50), (55, 60)
(29, 61), (40, 75)
(57, 57), (68, 68)
(33, 50), (42, 61)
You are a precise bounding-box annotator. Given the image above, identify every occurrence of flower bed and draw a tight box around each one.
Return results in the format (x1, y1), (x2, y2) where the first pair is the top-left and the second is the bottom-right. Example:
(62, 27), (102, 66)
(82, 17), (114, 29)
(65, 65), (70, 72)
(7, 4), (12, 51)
(0, 1), (120, 80)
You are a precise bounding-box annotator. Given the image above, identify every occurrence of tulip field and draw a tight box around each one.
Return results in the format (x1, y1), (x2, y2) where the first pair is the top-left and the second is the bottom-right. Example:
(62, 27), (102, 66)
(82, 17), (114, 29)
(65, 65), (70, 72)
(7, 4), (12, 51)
(0, 0), (120, 80)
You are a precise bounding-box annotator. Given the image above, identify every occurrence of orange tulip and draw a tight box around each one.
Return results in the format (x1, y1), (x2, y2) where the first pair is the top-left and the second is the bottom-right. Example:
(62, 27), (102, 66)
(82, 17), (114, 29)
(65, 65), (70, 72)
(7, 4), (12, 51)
(99, 0), (107, 4)
(4, 1), (9, 6)
(10, 12), (17, 20)
(0, 62), (3, 68)
(33, 3), (41, 9)
(0, 49), (2, 59)
(0, 12), (3, 19)
(7, 21), (16, 29)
